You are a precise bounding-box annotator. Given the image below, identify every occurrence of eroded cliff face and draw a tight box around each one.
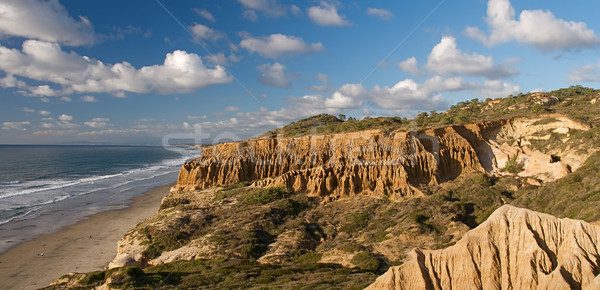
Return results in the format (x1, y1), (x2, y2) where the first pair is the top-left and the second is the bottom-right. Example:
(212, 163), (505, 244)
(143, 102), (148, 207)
(175, 116), (590, 201)
(366, 205), (600, 290)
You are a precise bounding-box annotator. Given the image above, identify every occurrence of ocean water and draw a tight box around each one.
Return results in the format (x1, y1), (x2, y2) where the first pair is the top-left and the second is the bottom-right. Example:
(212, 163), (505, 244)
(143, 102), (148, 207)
(0, 145), (201, 252)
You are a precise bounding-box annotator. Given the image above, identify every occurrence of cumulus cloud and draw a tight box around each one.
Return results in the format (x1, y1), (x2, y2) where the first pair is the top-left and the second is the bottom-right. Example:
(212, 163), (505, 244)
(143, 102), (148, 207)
(366, 8), (393, 20)
(42, 113), (77, 129)
(370, 76), (519, 110)
(324, 83), (367, 109)
(189, 23), (223, 42)
(81, 95), (98, 102)
(257, 62), (292, 88)
(194, 8), (215, 22)
(23, 107), (35, 113)
(224, 106), (239, 112)
(0, 74), (26, 88)
(466, 0), (599, 51)
(29, 85), (61, 96)
(0, 0), (95, 46)
(398, 57), (420, 76)
(425, 36), (517, 78)
(567, 61), (600, 82)
(39, 110), (51, 116)
(2, 121), (30, 131)
(84, 117), (110, 128)
(308, 2), (350, 26)
(239, 33), (324, 58)
(0, 40), (232, 96)
(58, 114), (73, 121)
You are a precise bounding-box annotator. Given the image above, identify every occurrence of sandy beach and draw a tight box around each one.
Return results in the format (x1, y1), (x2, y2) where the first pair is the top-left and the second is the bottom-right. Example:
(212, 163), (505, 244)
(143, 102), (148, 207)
(0, 183), (171, 290)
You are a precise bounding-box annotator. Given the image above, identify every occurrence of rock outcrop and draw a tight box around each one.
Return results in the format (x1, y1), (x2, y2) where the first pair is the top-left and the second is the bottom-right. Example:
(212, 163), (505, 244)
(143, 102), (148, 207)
(175, 116), (590, 201)
(367, 205), (600, 290)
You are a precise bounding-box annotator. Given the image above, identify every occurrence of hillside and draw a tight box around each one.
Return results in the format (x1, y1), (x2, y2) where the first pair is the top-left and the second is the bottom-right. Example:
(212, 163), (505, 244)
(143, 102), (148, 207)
(48, 86), (600, 289)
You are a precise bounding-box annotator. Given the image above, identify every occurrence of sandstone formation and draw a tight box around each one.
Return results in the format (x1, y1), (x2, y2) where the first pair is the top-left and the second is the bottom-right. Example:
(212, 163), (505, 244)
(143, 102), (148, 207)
(175, 116), (590, 201)
(367, 205), (600, 290)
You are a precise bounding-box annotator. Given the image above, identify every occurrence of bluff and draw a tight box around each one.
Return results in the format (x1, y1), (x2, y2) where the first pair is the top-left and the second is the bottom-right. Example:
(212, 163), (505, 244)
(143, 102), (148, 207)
(175, 116), (589, 201)
(367, 205), (600, 289)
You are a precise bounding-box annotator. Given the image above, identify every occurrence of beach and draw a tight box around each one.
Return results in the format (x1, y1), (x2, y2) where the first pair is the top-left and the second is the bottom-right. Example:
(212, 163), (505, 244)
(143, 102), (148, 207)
(0, 183), (171, 290)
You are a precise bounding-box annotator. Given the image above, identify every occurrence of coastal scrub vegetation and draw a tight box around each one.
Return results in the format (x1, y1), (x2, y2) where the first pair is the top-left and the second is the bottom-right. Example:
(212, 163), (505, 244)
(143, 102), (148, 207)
(263, 86), (600, 138)
(48, 86), (600, 288)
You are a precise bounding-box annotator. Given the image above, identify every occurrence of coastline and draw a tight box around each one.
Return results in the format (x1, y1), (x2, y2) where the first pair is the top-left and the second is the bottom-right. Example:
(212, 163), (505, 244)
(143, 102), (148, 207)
(0, 183), (171, 290)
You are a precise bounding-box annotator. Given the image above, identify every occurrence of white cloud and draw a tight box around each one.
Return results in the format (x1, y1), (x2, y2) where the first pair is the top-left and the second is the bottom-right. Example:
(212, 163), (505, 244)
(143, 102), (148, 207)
(224, 106), (239, 112)
(398, 57), (420, 76)
(189, 23), (223, 42)
(240, 33), (324, 58)
(475, 80), (521, 99)
(370, 76), (519, 110)
(308, 2), (350, 27)
(324, 83), (367, 109)
(0, 75), (25, 88)
(0, 40), (232, 95)
(58, 114), (73, 121)
(366, 8), (393, 20)
(257, 62), (292, 88)
(0, 0), (95, 46)
(194, 8), (215, 22)
(60, 96), (71, 102)
(29, 85), (61, 96)
(568, 61), (600, 82)
(2, 121), (30, 131)
(23, 107), (36, 113)
(84, 117), (110, 128)
(204, 52), (239, 66)
(466, 0), (599, 51)
(81, 95), (98, 102)
(38, 110), (51, 116)
(425, 36), (517, 78)
(238, 0), (287, 18)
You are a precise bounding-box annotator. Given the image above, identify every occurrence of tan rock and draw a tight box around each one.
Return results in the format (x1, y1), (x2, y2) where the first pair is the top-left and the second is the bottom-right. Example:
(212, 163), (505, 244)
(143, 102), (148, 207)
(367, 205), (600, 290)
(175, 116), (592, 201)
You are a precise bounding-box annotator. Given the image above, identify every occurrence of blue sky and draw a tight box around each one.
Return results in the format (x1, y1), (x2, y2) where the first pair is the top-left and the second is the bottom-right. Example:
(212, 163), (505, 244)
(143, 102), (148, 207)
(1, 0), (600, 144)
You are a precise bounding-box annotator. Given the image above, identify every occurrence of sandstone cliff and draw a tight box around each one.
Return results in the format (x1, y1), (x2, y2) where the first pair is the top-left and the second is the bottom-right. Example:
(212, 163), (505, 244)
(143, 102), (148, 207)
(367, 205), (600, 290)
(175, 116), (590, 201)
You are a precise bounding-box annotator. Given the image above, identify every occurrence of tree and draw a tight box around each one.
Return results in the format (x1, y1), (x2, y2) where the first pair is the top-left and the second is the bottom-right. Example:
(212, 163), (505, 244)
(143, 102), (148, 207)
(338, 114), (346, 121)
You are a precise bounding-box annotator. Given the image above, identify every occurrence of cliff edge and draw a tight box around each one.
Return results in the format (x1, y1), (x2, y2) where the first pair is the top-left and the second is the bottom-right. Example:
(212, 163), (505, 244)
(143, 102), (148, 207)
(367, 205), (600, 290)
(175, 116), (589, 202)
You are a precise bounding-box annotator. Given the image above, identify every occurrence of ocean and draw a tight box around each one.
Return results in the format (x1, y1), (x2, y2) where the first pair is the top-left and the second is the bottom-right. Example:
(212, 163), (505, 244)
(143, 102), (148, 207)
(0, 145), (201, 252)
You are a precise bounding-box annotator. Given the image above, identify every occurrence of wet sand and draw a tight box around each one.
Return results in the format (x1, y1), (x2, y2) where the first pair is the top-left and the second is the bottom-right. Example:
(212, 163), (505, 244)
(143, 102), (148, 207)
(0, 183), (171, 290)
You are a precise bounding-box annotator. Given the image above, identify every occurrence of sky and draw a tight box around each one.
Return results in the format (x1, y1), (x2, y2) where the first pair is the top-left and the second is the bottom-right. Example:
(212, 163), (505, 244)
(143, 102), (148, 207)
(1, 0), (600, 145)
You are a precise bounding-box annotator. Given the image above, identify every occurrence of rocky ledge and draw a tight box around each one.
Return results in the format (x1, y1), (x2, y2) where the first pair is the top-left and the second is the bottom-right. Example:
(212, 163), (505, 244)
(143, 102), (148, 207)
(367, 205), (600, 289)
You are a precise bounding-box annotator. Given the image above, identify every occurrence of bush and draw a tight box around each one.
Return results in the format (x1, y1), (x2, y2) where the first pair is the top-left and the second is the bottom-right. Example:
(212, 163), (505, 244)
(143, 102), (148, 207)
(351, 252), (380, 272)
(294, 252), (323, 264)
(340, 212), (370, 233)
(502, 156), (523, 174)
(159, 197), (190, 210)
(243, 187), (290, 205)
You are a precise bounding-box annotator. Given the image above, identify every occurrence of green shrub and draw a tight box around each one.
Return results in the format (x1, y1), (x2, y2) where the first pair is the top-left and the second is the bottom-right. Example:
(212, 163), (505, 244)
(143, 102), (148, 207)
(351, 252), (380, 272)
(294, 252), (323, 264)
(159, 197), (190, 210)
(340, 212), (370, 233)
(244, 187), (290, 205)
(502, 156), (523, 174)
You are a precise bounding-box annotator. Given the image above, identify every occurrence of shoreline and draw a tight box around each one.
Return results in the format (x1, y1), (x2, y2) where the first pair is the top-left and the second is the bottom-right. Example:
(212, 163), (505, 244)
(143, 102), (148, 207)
(0, 183), (172, 290)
